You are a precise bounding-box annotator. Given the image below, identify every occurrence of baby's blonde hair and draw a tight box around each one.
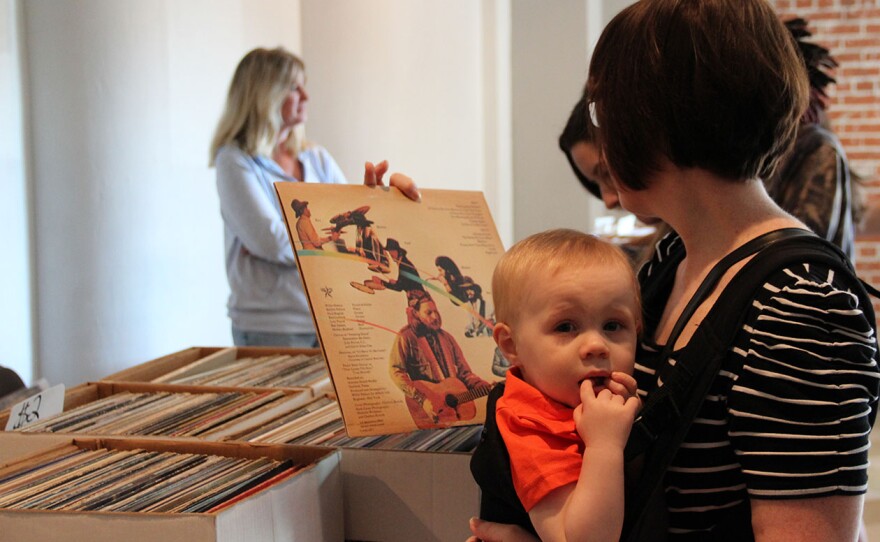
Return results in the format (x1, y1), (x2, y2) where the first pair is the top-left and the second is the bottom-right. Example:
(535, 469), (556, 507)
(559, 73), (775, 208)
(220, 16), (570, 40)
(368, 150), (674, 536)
(492, 228), (641, 325)
(209, 47), (307, 165)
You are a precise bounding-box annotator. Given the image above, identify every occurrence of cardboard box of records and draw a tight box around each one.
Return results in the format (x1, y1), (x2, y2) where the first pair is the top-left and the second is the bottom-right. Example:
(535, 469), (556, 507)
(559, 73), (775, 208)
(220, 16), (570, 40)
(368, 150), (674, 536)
(2, 346), (482, 541)
(0, 434), (343, 542)
(107, 345), (482, 540)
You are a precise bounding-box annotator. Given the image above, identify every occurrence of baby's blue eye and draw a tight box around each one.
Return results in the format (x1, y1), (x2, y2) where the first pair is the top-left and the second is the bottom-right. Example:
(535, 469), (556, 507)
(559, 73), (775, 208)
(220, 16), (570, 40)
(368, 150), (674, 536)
(554, 322), (576, 333)
(604, 321), (623, 332)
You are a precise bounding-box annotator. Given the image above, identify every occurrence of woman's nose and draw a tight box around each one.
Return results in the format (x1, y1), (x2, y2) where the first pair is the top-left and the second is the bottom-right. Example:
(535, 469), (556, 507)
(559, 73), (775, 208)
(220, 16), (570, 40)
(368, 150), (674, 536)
(600, 187), (620, 210)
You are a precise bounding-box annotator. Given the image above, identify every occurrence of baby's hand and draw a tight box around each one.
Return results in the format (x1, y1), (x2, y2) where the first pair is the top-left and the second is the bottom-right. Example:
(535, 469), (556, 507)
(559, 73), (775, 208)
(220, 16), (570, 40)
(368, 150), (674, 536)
(606, 371), (640, 406)
(573, 379), (639, 450)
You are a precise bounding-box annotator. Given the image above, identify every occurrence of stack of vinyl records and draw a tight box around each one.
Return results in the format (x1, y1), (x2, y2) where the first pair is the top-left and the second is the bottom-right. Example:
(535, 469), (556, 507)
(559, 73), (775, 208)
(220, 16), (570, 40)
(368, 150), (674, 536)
(151, 353), (328, 389)
(16, 390), (317, 441)
(319, 424), (482, 453)
(0, 445), (302, 513)
(247, 409), (481, 453)
(16, 387), (481, 453)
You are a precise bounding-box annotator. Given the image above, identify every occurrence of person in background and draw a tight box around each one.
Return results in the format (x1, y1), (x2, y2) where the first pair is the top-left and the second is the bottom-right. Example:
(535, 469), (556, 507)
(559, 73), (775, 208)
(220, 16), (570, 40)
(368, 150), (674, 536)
(764, 17), (863, 260)
(210, 46), (417, 348)
(558, 96), (665, 265)
(471, 229), (641, 541)
(558, 96), (618, 211)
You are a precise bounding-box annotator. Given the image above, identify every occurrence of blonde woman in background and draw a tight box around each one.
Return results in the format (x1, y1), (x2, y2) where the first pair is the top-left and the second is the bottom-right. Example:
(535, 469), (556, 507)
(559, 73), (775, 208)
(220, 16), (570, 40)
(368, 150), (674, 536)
(210, 46), (416, 348)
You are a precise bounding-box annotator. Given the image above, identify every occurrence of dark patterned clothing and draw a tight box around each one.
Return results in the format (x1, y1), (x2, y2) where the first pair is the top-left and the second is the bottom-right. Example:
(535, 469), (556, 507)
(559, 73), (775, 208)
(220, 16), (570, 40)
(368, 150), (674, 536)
(635, 232), (879, 538)
(356, 226), (387, 268)
(382, 254), (424, 294)
(765, 124), (857, 259)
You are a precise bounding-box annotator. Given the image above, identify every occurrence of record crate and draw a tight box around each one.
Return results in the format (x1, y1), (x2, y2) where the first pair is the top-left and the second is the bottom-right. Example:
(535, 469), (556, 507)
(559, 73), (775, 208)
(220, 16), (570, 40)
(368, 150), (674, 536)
(101, 346), (333, 398)
(2, 346), (482, 541)
(0, 380), (326, 443)
(0, 434), (342, 542)
(104, 346), (483, 541)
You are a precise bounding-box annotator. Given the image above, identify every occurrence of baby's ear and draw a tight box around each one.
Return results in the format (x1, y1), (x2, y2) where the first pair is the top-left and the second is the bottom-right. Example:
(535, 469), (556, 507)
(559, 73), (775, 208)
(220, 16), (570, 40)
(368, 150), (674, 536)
(493, 323), (519, 366)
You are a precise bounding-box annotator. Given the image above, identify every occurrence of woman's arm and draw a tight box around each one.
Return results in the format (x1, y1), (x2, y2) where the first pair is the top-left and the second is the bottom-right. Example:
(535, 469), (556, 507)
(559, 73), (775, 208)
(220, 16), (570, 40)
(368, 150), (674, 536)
(215, 148), (296, 265)
(751, 495), (863, 541)
(466, 517), (539, 542)
(729, 262), (878, 541)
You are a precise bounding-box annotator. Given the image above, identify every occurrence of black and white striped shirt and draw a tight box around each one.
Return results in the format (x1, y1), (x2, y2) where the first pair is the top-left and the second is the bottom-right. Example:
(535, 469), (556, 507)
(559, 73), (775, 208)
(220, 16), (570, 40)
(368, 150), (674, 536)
(635, 233), (880, 537)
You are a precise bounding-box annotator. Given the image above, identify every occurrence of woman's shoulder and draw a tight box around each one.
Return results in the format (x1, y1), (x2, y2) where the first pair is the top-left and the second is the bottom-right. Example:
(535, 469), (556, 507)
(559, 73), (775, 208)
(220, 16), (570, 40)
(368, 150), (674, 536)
(754, 257), (872, 314)
(299, 144), (334, 165)
(215, 144), (257, 168)
(299, 145), (346, 184)
(729, 259), (879, 430)
(753, 249), (862, 292)
(740, 259), (877, 371)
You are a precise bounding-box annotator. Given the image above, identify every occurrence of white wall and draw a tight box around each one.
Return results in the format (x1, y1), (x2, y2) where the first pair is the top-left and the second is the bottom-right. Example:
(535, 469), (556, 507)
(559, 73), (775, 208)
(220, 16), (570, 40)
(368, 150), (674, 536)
(509, 0), (636, 243)
(21, 0), (302, 386)
(0, 0), (32, 385)
(300, 0), (513, 244)
(511, 0), (596, 242)
(301, 0), (483, 186)
(481, 1), (514, 249)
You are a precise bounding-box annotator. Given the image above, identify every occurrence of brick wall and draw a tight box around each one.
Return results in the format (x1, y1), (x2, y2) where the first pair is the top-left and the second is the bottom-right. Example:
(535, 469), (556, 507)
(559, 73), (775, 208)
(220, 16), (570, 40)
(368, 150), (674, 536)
(857, 237), (880, 316)
(772, 0), (880, 301)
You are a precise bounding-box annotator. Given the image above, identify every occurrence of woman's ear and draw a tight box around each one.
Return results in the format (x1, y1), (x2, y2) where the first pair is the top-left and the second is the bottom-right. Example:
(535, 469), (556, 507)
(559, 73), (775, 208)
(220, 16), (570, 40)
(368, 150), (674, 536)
(493, 322), (518, 366)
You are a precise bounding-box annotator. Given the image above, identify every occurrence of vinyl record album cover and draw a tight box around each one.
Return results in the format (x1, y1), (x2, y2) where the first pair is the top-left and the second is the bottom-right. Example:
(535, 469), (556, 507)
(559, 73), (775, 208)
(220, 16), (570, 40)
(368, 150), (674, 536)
(275, 183), (508, 436)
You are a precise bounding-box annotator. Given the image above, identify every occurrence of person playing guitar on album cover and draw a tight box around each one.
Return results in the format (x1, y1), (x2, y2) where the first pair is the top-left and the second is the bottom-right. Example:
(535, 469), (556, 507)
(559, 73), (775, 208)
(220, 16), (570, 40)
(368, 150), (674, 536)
(390, 289), (494, 429)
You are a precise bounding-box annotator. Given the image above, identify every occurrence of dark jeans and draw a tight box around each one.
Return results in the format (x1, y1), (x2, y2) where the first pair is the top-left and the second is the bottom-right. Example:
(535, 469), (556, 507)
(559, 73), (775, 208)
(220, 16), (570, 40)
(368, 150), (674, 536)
(231, 327), (319, 348)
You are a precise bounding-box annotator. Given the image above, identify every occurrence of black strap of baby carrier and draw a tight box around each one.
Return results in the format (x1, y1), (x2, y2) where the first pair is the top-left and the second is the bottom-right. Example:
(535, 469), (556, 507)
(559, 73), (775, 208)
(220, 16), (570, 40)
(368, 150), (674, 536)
(470, 382), (538, 536)
(622, 228), (878, 541)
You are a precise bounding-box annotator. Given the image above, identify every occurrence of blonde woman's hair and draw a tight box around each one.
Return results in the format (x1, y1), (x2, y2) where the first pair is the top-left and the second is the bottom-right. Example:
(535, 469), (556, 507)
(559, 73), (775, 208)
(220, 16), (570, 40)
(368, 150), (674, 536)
(209, 47), (306, 165)
(492, 228), (641, 325)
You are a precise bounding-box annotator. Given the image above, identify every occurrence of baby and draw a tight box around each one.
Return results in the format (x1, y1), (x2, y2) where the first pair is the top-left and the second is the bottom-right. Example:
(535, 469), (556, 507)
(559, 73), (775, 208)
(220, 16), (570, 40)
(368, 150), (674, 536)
(470, 228), (641, 542)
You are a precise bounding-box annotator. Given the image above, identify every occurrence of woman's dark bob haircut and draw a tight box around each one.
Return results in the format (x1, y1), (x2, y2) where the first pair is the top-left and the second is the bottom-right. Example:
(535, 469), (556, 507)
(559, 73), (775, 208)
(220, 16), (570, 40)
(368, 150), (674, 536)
(587, 0), (809, 190)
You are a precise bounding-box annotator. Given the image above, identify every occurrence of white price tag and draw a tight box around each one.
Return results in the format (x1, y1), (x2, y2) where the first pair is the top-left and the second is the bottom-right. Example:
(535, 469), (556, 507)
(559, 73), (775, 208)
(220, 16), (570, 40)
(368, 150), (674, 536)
(5, 384), (66, 431)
